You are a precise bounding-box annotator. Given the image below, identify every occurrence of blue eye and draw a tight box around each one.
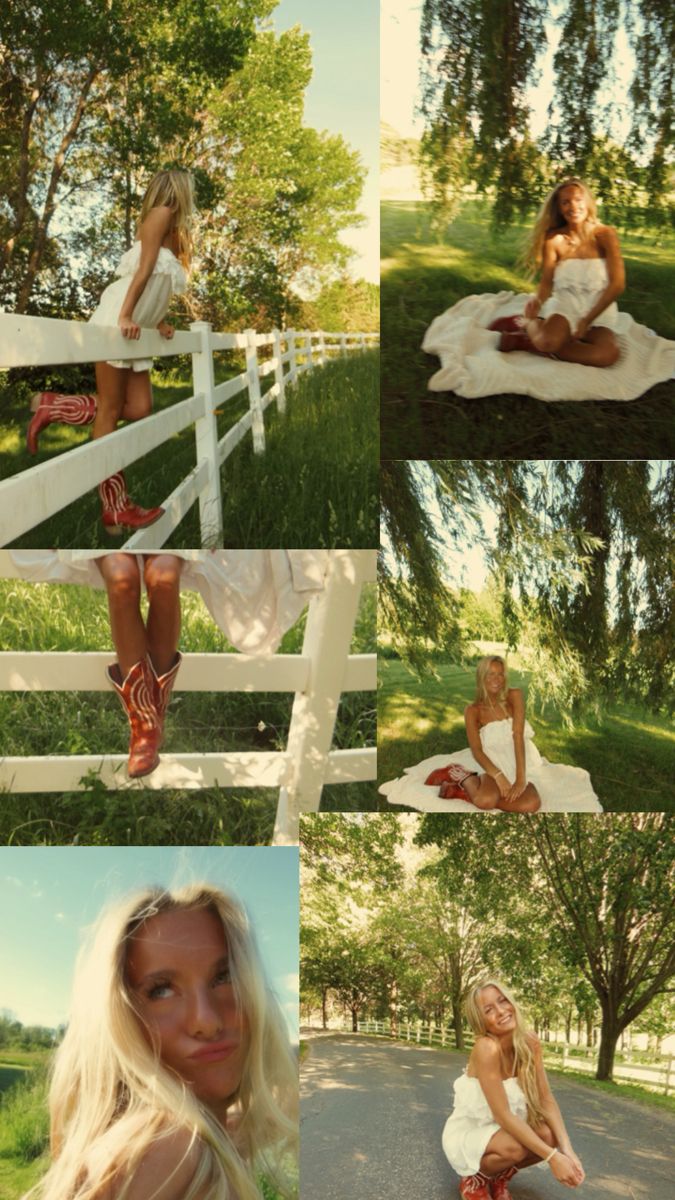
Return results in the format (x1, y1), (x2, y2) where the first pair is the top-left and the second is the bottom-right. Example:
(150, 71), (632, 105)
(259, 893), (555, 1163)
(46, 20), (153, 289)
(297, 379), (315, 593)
(148, 981), (173, 1000)
(213, 967), (231, 986)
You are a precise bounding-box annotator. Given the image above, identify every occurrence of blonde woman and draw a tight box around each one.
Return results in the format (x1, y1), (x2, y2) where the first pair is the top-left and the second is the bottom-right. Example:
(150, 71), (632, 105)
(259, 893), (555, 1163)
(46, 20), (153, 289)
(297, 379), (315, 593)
(24, 884), (297, 1200)
(489, 178), (624, 367)
(27, 169), (195, 532)
(380, 655), (602, 812)
(442, 980), (584, 1199)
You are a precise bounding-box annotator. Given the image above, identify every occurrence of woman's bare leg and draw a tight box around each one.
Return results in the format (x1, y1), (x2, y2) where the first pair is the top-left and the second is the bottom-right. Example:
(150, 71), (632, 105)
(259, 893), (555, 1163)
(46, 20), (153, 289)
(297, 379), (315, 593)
(525, 316), (619, 366)
(463, 773), (500, 810)
(496, 782), (541, 814)
(143, 555), (183, 674)
(92, 362), (129, 439)
(96, 554), (146, 676)
(481, 1122), (555, 1175)
(121, 370), (153, 421)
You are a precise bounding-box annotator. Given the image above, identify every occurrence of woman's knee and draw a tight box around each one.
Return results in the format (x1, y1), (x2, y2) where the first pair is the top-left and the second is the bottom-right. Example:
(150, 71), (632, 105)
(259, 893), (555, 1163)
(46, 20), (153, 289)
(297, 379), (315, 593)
(519, 786), (541, 813)
(144, 556), (181, 597)
(533, 1122), (555, 1148)
(538, 318), (570, 353)
(499, 1134), (530, 1165)
(101, 555), (141, 602)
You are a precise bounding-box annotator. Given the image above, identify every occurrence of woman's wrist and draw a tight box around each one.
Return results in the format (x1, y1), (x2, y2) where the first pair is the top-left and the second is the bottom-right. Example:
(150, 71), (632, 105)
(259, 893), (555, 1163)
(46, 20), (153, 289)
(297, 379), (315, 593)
(544, 1146), (558, 1164)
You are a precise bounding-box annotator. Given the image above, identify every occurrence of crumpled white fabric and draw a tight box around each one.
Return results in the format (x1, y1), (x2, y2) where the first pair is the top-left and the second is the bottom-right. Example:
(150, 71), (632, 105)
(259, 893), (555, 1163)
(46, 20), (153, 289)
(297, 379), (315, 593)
(0, 550), (329, 656)
(89, 242), (187, 371)
(423, 289), (675, 401)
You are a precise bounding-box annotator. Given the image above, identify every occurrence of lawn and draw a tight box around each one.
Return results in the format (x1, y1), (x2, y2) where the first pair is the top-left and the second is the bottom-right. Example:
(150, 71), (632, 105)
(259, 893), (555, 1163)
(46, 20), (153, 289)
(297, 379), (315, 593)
(378, 659), (674, 812)
(0, 578), (377, 843)
(0, 349), (378, 548)
(381, 198), (675, 460)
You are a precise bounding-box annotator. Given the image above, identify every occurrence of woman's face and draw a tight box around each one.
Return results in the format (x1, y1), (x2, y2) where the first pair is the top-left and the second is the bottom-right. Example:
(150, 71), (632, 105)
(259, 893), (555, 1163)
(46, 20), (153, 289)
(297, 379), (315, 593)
(478, 986), (516, 1036)
(126, 907), (246, 1112)
(484, 660), (505, 698)
(558, 185), (588, 225)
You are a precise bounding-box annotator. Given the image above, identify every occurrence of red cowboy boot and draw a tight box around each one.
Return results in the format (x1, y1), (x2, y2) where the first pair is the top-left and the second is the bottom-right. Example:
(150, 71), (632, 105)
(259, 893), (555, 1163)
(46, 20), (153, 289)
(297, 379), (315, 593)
(27, 392), (97, 454)
(147, 652), (182, 745)
(459, 1174), (492, 1199)
(489, 1166), (518, 1200)
(496, 330), (555, 357)
(98, 471), (164, 534)
(106, 658), (162, 778)
(487, 316), (526, 334)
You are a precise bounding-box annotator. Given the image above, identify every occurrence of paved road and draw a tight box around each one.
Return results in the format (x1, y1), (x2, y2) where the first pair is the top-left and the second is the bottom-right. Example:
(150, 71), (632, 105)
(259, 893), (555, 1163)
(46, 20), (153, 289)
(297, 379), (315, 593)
(300, 1034), (675, 1199)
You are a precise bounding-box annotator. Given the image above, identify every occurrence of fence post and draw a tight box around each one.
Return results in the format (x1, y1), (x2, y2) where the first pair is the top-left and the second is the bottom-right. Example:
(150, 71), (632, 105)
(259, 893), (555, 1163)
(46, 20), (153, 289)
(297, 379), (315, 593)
(304, 330), (313, 373)
(190, 321), (223, 545)
(340, 333), (347, 356)
(318, 329), (326, 365)
(272, 328), (286, 414)
(665, 1055), (673, 1096)
(283, 551), (365, 832)
(287, 329), (297, 383)
(359, 332), (366, 352)
(245, 329), (265, 454)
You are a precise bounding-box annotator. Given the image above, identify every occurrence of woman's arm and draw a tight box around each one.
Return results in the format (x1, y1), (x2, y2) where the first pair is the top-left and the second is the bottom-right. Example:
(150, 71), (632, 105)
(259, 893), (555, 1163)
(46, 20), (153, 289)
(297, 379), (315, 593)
(507, 689), (527, 802)
(118, 205), (174, 339)
(105, 1129), (208, 1200)
(532, 1039), (585, 1180)
(465, 706), (510, 798)
(575, 225), (625, 337)
(525, 237), (557, 318)
(473, 1040), (582, 1187)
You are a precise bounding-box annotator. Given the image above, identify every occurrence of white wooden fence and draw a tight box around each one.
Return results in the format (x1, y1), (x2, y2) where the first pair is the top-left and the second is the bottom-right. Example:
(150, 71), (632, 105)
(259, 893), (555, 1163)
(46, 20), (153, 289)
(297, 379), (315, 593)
(0, 549), (376, 844)
(337, 1020), (675, 1094)
(0, 315), (379, 548)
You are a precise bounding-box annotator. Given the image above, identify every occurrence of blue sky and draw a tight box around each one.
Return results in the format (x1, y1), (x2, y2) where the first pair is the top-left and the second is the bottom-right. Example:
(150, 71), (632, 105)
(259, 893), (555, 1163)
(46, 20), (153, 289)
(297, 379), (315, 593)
(0, 847), (299, 1037)
(273, 0), (378, 282)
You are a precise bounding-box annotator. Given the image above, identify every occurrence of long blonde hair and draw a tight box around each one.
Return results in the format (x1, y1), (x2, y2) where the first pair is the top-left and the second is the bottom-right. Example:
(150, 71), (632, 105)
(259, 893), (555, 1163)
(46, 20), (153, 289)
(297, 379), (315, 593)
(465, 978), (547, 1127)
(524, 177), (599, 274)
(138, 169), (195, 269)
(27, 885), (297, 1200)
(475, 655), (509, 708)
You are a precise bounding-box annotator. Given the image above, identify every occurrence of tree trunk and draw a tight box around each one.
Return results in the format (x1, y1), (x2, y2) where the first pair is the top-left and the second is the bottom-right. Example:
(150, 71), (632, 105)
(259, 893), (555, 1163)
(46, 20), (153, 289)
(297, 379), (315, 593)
(390, 978), (399, 1037)
(452, 1002), (464, 1050)
(596, 1019), (620, 1080)
(321, 987), (328, 1030)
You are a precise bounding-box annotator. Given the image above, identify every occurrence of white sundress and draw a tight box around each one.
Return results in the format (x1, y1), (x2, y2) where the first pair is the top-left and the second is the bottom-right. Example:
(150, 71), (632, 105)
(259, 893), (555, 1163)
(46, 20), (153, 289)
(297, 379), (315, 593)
(539, 257), (618, 331)
(89, 242), (187, 372)
(0, 550), (328, 657)
(379, 718), (602, 813)
(442, 1072), (547, 1177)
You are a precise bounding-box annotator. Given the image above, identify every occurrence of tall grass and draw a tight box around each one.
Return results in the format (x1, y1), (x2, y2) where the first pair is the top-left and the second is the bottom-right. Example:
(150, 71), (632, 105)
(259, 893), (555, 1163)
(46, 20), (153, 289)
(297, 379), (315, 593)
(381, 199), (675, 460)
(0, 579), (377, 843)
(0, 1064), (49, 1165)
(0, 351), (378, 549)
(378, 658), (674, 812)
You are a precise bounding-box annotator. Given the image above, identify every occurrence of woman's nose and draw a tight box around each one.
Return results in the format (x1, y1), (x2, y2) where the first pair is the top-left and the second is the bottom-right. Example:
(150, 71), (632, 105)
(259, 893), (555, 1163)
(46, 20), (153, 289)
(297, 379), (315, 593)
(186, 988), (223, 1038)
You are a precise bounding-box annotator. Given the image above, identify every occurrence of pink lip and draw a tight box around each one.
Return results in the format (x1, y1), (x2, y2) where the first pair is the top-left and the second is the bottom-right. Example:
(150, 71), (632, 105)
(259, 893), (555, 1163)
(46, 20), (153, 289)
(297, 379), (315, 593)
(189, 1041), (238, 1063)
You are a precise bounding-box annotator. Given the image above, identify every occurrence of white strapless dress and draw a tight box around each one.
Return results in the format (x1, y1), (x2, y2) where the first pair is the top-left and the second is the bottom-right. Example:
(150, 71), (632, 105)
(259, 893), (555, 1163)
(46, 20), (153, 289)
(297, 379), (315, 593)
(89, 242), (187, 371)
(539, 257), (618, 330)
(442, 1073), (548, 1176)
(379, 718), (602, 812)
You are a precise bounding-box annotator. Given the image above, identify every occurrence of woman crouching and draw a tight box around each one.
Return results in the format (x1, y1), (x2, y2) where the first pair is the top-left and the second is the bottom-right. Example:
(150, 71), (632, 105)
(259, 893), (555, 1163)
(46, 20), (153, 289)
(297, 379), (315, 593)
(25, 885), (297, 1200)
(442, 980), (584, 1197)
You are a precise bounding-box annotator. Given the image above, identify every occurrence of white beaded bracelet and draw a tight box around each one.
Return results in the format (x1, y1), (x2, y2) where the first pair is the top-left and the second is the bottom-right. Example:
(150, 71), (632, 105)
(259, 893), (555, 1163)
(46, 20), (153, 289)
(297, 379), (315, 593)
(543, 1147), (558, 1164)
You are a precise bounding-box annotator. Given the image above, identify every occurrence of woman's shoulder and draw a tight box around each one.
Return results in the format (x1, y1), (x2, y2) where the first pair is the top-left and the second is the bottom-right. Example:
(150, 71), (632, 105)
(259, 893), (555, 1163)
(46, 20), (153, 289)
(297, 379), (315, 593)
(471, 1035), (501, 1065)
(506, 687), (523, 706)
(464, 701), (480, 718)
(524, 1030), (542, 1056)
(594, 223), (620, 248)
(107, 1127), (206, 1200)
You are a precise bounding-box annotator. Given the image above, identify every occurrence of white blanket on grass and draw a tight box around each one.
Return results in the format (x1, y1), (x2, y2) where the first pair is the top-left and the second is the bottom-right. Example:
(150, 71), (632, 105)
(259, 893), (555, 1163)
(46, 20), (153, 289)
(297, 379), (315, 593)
(379, 718), (602, 813)
(423, 290), (675, 401)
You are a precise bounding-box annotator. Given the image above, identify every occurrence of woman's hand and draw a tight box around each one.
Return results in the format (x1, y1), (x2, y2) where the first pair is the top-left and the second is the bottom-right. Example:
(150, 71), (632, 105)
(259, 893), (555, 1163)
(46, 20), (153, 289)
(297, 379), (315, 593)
(524, 295), (542, 319)
(574, 315), (591, 340)
(157, 321), (174, 339)
(564, 1148), (585, 1183)
(119, 316), (141, 340)
(549, 1150), (584, 1187)
(506, 776), (527, 803)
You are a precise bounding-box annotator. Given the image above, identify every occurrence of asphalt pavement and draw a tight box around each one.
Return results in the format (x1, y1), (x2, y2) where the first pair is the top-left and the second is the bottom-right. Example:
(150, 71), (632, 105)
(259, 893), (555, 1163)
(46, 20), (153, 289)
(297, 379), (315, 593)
(300, 1033), (675, 1200)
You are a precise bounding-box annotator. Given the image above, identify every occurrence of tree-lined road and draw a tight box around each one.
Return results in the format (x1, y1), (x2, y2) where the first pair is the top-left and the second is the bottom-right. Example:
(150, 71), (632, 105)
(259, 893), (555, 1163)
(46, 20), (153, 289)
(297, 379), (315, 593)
(300, 1035), (675, 1200)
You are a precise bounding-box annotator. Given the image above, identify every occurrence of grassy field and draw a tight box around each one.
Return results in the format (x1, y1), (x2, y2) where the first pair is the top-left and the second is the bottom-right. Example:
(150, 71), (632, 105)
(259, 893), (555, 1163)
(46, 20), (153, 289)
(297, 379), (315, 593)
(378, 659), (674, 812)
(0, 579), (377, 843)
(0, 350), (378, 548)
(381, 199), (675, 460)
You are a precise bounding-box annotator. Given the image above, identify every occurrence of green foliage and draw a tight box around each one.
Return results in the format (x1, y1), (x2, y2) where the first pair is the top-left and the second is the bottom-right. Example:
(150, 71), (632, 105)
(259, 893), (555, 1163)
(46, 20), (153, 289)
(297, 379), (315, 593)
(299, 278), (379, 334)
(0, 1063), (49, 1164)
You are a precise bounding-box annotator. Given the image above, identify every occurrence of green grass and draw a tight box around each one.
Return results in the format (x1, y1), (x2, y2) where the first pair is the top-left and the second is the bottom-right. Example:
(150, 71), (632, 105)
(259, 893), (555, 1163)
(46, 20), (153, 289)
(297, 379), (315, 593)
(381, 198), (675, 460)
(544, 1066), (675, 1115)
(0, 351), (378, 548)
(0, 579), (376, 843)
(378, 658), (674, 812)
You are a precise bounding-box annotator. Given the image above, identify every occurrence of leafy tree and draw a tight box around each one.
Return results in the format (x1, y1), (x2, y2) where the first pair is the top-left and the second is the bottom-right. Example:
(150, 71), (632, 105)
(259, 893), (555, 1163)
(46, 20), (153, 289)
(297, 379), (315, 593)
(299, 277), (379, 334)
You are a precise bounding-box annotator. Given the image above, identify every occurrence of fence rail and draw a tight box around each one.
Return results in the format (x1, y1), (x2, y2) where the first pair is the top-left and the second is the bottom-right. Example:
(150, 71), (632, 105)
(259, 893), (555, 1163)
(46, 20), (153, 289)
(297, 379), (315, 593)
(0, 314), (379, 547)
(0, 549), (377, 843)
(336, 1020), (675, 1094)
